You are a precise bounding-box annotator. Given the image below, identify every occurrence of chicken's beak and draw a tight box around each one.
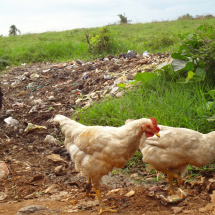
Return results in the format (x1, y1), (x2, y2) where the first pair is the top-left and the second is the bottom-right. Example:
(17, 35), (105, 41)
(154, 133), (160, 138)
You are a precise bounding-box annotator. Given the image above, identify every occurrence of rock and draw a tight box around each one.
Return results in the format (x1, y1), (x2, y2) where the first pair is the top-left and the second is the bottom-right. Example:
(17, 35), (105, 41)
(44, 135), (61, 146)
(126, 73), (135, 80)
(17, 205), (48, 215)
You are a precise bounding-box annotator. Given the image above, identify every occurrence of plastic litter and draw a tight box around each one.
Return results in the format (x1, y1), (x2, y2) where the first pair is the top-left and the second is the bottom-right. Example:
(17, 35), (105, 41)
(159, 188), (186, 204)
(24, 123), (47, 134)
(83, 72), (88, 80)
(4, 117), (19, 126)
(143, 51), (149, 57)
(30, 73), (40, 80)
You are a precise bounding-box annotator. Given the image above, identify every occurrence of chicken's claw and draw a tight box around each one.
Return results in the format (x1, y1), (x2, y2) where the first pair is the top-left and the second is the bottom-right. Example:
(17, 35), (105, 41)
(99, 207), (117, 215)
(82, 177), (94, 198)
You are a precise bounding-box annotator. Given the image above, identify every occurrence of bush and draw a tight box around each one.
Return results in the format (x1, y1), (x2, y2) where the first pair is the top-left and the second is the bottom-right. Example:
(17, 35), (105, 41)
(177, 13), (193, 20)
(169, 23), (215, 85)
(86, 26), (117, 54)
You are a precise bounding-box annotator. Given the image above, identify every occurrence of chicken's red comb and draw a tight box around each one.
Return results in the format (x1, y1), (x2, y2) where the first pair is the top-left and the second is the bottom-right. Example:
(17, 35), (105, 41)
(150, 117), (160, 132)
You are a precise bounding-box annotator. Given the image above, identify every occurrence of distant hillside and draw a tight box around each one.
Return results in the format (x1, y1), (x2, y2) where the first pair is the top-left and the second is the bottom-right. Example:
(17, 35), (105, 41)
(0, 16), (215, 71)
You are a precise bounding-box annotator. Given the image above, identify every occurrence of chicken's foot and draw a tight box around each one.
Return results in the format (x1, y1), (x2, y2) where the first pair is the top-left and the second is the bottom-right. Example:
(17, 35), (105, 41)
(94, 188), (117, 214)
(82, 177), (95, 198)
(162, 170), (179, 195)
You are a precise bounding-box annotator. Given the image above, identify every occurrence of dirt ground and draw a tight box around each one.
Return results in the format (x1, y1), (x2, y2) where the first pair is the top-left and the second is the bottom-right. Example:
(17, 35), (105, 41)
(1, 52), (215, 215)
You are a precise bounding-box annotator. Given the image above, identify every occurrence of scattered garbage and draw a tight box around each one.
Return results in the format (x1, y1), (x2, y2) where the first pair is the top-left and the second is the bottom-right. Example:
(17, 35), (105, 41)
(24, 123), (47, 134)
(82, 72), (88, 80)
(0, 192), (7, 201)
(126, 50), (137, 58)
(47, 154), (67, 163)
(159, 188), (186, 205)
(30, 73), (40, 80)
(143, 51), (149, 57)
(4, 117), (19, 126)
(44, 184), (60, 194)
(107, 188), (121, 196)
(0, 161), (9, 179)
(54, 165), (67, 176)
(29, 175), (45, 186)
(124, 190), (135, 198)
(44, 135), (62, 146)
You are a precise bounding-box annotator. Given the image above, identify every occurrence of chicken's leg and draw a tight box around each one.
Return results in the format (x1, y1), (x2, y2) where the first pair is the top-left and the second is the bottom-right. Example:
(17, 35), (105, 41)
(161, 170), (179, 195)
(94, 187), (117, 215)
(167, 174), (175, 195)
(82, 177), (94, 198)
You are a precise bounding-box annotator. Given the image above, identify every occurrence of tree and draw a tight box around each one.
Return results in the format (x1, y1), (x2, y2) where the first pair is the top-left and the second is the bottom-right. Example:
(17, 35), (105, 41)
(9, 25), (21, 36)
(118, 13), (131, 24)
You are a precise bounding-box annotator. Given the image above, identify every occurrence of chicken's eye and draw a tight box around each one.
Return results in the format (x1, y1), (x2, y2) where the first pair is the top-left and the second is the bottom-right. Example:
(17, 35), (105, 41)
(146, 124), (151, 129)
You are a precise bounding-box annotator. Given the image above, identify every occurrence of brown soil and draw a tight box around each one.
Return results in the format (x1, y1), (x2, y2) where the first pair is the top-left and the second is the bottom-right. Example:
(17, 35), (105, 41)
(0, 53), (214, 214)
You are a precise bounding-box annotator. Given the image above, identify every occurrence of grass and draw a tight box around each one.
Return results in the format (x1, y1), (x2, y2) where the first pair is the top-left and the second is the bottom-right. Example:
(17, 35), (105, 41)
(1, 18), (215, 70)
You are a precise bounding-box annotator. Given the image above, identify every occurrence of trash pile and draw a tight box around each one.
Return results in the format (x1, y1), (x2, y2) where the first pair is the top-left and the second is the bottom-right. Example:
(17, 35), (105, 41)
(0, 51), (169, 122)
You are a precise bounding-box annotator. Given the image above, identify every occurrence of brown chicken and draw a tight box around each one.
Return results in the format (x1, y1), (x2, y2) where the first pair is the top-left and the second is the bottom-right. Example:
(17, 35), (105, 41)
(141, 124), (215, 194)
(54, 114), (160, 214)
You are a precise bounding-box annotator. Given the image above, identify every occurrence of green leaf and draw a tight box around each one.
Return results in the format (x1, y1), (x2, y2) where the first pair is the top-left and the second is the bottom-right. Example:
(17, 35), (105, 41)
(186, 71), (195, 82)
(171, 53), (190, 60)
(183, 62), (195, 72)
(193, 68), (206, 81)
(207, 114), (215, 121)
(134, 72), (156, 83)
(117, 83), (126, 88)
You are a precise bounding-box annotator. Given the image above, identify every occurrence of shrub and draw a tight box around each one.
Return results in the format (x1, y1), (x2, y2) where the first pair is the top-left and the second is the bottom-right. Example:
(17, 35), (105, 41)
(86, 26), (116, 54)
(168, 23), (215, 85)
(177, 13), (193, 20)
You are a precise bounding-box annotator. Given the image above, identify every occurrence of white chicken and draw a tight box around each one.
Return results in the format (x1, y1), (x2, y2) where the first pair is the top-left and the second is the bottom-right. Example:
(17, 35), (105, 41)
(53, 114), (160, 214)
(126, 119), (215, 195)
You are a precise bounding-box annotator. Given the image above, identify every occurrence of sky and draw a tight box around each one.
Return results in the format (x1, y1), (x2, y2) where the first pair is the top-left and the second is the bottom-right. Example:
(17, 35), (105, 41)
(1, 0), (215, 36)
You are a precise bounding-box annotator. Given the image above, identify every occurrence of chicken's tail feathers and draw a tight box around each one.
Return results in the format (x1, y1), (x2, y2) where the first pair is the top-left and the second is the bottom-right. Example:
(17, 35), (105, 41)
(53, 114), (76, 128)
(53, 114), (68, 123)
(53, 114), (84, 130)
